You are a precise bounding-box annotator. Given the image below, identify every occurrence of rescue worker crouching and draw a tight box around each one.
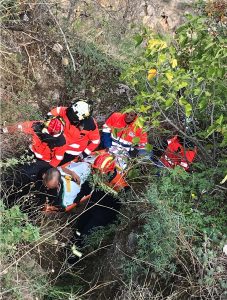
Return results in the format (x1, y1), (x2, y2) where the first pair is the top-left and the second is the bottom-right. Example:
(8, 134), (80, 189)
(91, 152), (129, 193)
(41, 161), (91, 212)
(101, 110), (148, 159)
(1, 116), (66, 186)
(48, 100), (100, 164)
(41, 152), (129, 212)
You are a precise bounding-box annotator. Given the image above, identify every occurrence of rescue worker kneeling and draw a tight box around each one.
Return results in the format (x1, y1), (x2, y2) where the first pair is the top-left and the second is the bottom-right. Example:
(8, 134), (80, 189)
(48, 99), (100, 164)
(1, 116), (67, 206)
(42, 152), (128, 212)
(101, 110), (148, 158)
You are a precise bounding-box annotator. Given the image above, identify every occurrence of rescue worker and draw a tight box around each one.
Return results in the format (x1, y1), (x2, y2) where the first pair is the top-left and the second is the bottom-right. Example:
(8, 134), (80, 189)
(101, 110), (148, 159)
(68, 154), (127, 262)
(1, 116), (66, 182)
(48, 100), (100, 164)
(41, 152), (128, 212)
(91, 152), (129, 192)
(41, 161), (91, 212)
(159, 135), (197, 171)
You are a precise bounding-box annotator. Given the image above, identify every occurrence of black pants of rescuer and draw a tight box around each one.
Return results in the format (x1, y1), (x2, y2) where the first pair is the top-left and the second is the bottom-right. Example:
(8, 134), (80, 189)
(2, 152), (51, 207)
(74, 185), (121, 247)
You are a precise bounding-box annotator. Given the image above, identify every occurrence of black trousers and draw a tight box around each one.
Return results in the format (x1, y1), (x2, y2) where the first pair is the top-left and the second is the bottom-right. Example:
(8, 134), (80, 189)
(2, 153), (51, 207)
(75, 189), (121, 245)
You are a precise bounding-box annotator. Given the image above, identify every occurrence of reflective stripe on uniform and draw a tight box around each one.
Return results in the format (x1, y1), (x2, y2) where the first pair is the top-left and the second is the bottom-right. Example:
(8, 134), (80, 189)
(92, 139), (100, 144)
(33, 151), (43, 159)
(103, 128), (111, 133)
(69, 143), (80, 148)
(180, 162), (188, 168)
(112, 140), (131, 151)
(66, 150), (82, 155)
(56, 155), (64, 160)
(164, 155), (174, 165)
(84, 148), (91, 155)
(101, 156), (114, 170)
(103, 124), (111, 133)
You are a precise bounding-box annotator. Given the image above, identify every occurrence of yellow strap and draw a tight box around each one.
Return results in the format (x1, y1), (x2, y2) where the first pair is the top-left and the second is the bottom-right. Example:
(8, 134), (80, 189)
(65, 175), (72, 192)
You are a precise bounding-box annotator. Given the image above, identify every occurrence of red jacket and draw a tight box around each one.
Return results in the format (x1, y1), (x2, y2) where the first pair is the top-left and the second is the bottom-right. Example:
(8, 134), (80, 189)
(2, 121), (66, 167)
(102, 112), (148, 151)
(49, 107), (100, 156)
(160, 136), (197, 171)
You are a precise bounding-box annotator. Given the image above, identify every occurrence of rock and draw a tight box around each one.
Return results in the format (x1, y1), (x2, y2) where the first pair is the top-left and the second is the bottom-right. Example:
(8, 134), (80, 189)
(147, 4), (155, 16)
(22, 13), (29, 22)
(223, 245), (227, 255)
(52, 90), (60, 101)
(127, 232), (137, 254)
(62, 57), (69, 66)
(53, 43), (63, 54)
(115, 83), (131, 95)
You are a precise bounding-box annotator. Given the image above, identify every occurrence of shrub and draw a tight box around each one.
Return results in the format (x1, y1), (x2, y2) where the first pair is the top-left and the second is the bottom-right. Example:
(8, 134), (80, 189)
(0, 201), (49, 300)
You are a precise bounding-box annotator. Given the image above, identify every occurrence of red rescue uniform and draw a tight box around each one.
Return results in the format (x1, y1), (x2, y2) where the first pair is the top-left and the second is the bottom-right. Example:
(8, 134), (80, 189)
(49, 107), (100, 156)
(102, 112), (148, 152)
(2, 121), (66, 167)
(160, 136), (197, 171)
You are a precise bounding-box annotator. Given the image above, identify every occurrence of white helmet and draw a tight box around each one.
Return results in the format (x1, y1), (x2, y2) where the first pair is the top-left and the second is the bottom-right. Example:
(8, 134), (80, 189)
(71, 101), (90, 121)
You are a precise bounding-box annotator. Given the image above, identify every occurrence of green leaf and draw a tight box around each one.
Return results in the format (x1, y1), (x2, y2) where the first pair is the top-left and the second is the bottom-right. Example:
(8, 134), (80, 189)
(134, 34), (143, 47)
(165, 98), (174, 107)
(178, 81), (188, 89)
(199, 98), (208, 110)
(171, 59), (178, 68)
(165, 71), (174, 82)
(185, 103), (192, 117)
(179, 97), (188, 106)
(140, 105), (151, 113)
(152, 120), (160, 127)
(132, 137), (141, 145)
(145, 143), (153, 152)
(216, 114), (224, 125)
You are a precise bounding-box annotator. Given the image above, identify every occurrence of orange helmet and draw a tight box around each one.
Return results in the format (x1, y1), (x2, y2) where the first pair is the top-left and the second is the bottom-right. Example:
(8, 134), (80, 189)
(93, 153), (116, 174)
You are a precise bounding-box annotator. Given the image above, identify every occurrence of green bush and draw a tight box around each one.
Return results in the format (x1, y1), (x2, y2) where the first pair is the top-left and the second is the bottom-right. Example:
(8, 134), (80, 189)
(121, 10), (227, 161)
(121, 165), (226, 297)
(0, 201), (48, 300)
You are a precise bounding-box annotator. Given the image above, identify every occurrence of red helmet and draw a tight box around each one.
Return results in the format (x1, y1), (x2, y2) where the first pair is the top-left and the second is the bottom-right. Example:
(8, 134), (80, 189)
(93, 153), (116, 173)
(43, 117), (64, 136)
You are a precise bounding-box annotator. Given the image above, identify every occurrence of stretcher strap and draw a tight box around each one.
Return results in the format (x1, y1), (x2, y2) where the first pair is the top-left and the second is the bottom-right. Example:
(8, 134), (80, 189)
(64, 175), (72, 192)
